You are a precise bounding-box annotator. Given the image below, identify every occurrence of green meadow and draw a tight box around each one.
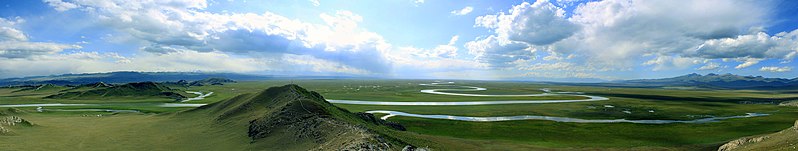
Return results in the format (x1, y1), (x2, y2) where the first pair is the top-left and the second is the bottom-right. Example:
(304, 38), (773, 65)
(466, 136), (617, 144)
(1, 79), (797, 150)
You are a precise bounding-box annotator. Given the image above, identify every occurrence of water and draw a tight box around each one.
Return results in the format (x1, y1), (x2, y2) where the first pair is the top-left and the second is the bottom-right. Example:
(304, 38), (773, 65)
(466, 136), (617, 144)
(328, 82), (608, 106)
(39, 108), (141, 113)
(340, 82), (769, 123)
(0, 91), (213, 108)
(182, 91), (214, 102)
(366, 110), (770, 124)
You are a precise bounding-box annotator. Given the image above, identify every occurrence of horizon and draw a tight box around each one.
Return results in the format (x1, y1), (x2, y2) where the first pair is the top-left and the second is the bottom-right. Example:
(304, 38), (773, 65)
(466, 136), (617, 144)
(1, 0), (797, 81)
(2, 70), (796, 83)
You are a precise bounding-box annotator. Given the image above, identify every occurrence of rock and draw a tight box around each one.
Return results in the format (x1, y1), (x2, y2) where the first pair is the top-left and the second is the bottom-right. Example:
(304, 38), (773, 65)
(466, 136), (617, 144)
(0, 116), (31, 126)
(718, 120), (798, 151)
(0, 116), (33, 135)
(718, 136), (770, 151)
(402, 145), (431, 151)
(779, 100), (798, 107)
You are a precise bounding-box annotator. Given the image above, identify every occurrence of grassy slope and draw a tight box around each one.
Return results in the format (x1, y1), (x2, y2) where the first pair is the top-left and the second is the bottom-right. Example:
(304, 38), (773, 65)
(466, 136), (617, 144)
(723, 120), (798, 151)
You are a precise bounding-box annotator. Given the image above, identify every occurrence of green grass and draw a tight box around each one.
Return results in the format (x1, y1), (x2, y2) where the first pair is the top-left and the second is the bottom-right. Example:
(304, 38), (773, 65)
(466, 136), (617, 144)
(1, 79), (797, 150)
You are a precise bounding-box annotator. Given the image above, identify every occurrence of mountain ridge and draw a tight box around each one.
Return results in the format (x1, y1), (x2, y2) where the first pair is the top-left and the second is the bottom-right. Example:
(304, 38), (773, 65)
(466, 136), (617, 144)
(618, 73), (798, 89)
(45, 82), (186, 100)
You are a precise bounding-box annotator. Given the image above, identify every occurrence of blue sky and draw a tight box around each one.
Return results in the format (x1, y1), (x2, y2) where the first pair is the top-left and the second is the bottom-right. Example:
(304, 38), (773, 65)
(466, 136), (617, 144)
(0, 0), (796, 81)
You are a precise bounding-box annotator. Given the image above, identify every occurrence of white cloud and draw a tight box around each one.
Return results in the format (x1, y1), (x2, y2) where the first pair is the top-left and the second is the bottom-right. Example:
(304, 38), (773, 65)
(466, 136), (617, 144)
(413, 0), (424, 6)
(464, 35), (532, 67)
(451, 6), (474, 16)
(687, 31), (798, 60)
(0, 41), (82, 58)
(519, 71), (614, 80)
(0, 18), (26, 41)
(282, 54), (370, 75)
(45, 1), (393, 74)
(734, 58), (763, 69)
(0, 50), (270, 78)
(642, 55), (703, 71)
(0, 26), (26, 41)
(759, 66), (792, 72)
(392, 35), (462, 59)
(309, 0), (320, 6)
(0, 17), (81, 58)
(697, 62), (722, 70)
(43, 0), (79, 12)
(468, 0), (787, 76)
(475, 0), (578, 45)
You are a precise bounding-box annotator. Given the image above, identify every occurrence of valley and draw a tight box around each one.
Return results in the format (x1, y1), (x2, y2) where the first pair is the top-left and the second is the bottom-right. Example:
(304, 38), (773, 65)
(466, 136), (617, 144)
(0, 78), (796, 150)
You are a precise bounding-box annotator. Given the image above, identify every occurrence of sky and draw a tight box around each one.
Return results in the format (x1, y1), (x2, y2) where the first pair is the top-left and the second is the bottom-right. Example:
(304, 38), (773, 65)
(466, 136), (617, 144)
(0, 0), (796, 81)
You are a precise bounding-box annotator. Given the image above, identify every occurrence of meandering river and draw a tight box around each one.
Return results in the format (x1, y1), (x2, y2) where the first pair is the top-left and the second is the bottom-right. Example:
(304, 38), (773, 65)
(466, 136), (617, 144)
(0, 91), (211, 112)
(328, 82), (769, 124)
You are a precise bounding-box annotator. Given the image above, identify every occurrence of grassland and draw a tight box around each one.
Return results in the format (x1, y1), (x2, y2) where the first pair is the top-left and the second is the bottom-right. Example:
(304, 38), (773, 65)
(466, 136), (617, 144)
(0, 79), (797, 150)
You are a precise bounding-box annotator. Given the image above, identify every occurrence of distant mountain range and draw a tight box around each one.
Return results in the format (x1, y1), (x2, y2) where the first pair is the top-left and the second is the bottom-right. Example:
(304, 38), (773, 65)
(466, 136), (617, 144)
(567, 73), (798, 89)
(0, 71), (374, 86)
(0, 71), (269, 86)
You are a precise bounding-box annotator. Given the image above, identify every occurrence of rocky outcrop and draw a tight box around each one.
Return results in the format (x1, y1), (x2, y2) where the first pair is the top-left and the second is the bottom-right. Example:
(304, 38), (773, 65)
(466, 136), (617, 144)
(779, 100), (798, 107)
(718, 136), (770, 151)
(0, 116), (33, 135)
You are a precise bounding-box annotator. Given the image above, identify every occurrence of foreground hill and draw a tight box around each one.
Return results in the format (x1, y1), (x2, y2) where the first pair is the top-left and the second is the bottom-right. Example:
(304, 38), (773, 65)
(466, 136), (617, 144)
(718, 120), (798, 151)
(184, 84), (415, 150)
(46, 82), (186, 100)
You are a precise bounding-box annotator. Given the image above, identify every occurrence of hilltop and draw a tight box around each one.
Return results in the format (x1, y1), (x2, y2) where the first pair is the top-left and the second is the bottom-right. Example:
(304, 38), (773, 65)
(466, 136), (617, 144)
(46, 82), (186, 100)
(11, 84), (63, 92)
(185, 84), (416, 150)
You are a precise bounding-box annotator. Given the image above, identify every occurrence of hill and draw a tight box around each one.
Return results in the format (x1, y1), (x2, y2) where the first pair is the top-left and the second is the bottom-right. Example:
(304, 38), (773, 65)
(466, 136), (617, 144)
(188, 78), (236, 86)
(0, 71), (269, 86)
(185, 84), (416, 150)
(60, 82), (113, 92)
(46, 82), (186, 100)
(718, 120), (798, 151)
(622, 73), (797, 89)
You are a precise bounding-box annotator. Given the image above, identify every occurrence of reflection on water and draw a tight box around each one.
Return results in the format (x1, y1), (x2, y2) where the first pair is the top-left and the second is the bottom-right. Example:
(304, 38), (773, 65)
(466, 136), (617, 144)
(366, 110), (769, 124)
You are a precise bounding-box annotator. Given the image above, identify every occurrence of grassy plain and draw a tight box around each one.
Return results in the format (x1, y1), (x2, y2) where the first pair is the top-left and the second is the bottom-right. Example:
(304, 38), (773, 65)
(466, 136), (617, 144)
(0, 79), (797, 150)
